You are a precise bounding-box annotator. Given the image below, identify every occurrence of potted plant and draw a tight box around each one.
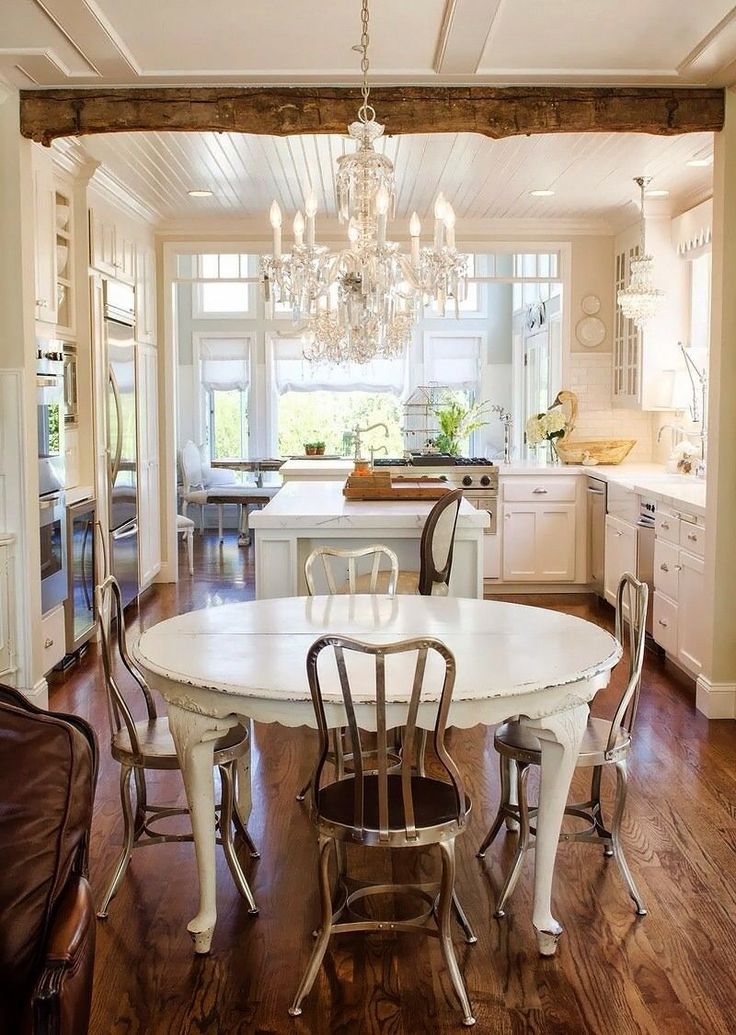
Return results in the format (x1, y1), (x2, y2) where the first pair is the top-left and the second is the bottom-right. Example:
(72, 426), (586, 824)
(314, 441), (326, 456)
(525, 407), (567, 462)
(432, 395), (492, 456)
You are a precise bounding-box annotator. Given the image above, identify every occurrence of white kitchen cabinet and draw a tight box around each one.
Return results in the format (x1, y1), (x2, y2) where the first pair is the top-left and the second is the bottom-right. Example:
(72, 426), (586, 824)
(503, 502), (576, 582)
(41, 605), (65, 674)
(612, 218), (687, 410)
(604, 514), (638, 606)
(137, 343), (161, 588)
(135, 245), (157, 344)
(653, 591), (678, 656)
(89, 210), (136, 283)
(677, 549), (706, 675)
(32, 151), (58, 324)
(0, 536), (15, 679)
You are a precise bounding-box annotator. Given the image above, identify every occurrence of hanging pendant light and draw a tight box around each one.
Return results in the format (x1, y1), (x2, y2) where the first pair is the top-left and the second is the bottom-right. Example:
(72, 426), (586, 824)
(617, 176), (664, 328)
(260, 0), (467, 366)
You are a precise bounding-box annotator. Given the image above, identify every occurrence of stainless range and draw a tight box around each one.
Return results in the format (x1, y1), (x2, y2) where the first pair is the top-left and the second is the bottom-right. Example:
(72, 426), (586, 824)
(373, 455), (499, 533)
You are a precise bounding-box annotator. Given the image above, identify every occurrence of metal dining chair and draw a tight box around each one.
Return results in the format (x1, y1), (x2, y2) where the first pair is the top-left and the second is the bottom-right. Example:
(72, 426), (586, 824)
(478, 572), (649, 918)
(95, 574), (259, 918)
(298, 545), (402, 802)
(290, 634), (477, 1027)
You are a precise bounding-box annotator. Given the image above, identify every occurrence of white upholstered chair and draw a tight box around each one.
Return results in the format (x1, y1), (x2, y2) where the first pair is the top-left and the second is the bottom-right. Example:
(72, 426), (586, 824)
(177, 514), (195, 575)
(178, 440), (237, 533)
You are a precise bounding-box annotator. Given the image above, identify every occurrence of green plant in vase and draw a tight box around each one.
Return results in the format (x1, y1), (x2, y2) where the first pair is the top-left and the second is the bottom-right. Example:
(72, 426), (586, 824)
(432, 395), (492, 456)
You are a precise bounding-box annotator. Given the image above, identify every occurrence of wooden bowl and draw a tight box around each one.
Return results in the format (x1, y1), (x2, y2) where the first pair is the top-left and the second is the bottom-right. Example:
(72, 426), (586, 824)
(553, 438), (637, 465)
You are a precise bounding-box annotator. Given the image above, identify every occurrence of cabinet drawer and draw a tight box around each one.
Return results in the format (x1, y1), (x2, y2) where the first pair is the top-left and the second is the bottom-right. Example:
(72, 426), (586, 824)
(653, 591), (678, 655)
(654, 539), (679, 600)
(655, 511), (680, 544)
(679, 520), (705, 558)
(503, 477), (578, 503)
(41, 605), (65, 673)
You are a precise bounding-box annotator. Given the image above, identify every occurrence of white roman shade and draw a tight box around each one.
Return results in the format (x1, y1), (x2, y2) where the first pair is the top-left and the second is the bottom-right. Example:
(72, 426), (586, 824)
(672, 198), (712, 259)
(199, 337), (250, 391)
(271, 336), (406, 395)
(424, 335), (481, 390)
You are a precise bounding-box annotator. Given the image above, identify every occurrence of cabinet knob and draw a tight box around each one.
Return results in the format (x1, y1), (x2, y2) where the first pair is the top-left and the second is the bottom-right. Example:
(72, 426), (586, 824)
(660, 563), (669, 573)
(615, 530), (623, 537)
(44, 637), (53, 648)
(687, 532), (697, 541)
(675, 564), (682, 572)
(661, 522), (670, 530)
(658, 619), (668, 628)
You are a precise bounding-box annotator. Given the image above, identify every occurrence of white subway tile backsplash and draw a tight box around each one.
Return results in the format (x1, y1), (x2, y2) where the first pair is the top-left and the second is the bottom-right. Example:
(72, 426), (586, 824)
(566, 354), (655, 461)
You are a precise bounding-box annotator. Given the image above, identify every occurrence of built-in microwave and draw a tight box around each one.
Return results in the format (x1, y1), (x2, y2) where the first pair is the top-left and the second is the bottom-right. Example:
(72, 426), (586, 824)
(37, 342), (65, 497)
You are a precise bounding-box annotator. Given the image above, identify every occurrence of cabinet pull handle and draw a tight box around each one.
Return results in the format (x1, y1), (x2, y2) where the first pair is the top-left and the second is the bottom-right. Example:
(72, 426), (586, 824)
(658, 619), (668, 628)
(615, 530), (623, 537)
(687, 532), (698, 541)
(660, 563), (669, 572)
(532, 487), (548, 494)
(675, 564), (682, 572)
(661, 521), (670, 530)
(44, 637), (53, 648)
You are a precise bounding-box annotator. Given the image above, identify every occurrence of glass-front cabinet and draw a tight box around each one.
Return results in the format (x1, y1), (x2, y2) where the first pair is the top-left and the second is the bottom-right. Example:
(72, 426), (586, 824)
(64, 497), (96, 658)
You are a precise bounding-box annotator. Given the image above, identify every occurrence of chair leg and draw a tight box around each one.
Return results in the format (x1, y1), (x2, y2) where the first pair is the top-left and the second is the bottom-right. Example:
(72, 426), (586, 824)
(187, 529), (194, 575)
(437, 840), (476, 1027)
(416, 728), (428, 777)
(452, 891), (477, 944)
(478, 751), (512, 857)
(199, 503), (204, 535)
(296, 774), (312, 802)
(97, 765), (136, 919)
(218, 505), (224, 544)
(219, 763), (258, 914)
(289, 837), (334, 1017)
(133, 766), (148, 839)
(494, 762), (531, 919)
(591, 765), (612, 857)
(611, 760), (647, 916)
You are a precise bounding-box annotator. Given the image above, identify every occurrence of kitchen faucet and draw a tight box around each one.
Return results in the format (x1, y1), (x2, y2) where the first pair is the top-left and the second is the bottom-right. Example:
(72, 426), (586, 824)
(657, 423), (684, 447)
(352, 422), (389, 461)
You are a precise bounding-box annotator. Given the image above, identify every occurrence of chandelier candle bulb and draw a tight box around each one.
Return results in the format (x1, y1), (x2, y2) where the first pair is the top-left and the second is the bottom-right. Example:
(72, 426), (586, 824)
(269, 200), (282, 258)
(410, 212), (421, 266)
(305, 190), (317, 248)
(434, 193), (446, 249)
(293, 210), (305, 248)
(444, 203), (456, 249)
(376, 185), (389, 246)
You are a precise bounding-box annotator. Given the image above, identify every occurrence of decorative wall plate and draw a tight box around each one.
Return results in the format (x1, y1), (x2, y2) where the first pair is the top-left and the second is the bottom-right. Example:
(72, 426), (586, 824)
(581, 294), (601, 315)
(576, 315), (606, 348)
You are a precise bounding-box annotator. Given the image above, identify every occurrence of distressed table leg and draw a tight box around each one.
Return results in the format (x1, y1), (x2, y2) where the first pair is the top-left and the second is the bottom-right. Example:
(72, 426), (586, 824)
(167, 701), (239, 954)
(522, 703), (588, 956)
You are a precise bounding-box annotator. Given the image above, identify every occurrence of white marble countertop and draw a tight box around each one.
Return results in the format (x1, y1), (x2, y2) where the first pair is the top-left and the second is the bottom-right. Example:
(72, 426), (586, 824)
(65, 485), (95, 505)
(280, 458), (354, 478)
(498, 461), (706, 518)
(249, 479), (489, 530)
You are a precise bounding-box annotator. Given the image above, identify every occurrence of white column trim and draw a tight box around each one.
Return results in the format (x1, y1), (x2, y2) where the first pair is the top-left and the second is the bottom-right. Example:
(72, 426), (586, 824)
(696, 676), (736, 719)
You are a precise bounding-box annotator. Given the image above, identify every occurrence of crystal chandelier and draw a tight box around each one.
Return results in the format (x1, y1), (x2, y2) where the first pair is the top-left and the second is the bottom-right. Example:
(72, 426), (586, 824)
(617, 176), (664, 328)
(260, 0), (467, 365)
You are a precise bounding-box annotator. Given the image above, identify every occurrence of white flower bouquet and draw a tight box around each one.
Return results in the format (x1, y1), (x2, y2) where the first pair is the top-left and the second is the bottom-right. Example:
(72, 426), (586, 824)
(525, 407), (567, 446)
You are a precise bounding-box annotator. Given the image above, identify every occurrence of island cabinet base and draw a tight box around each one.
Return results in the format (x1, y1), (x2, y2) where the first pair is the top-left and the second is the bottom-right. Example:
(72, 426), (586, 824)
(254, 530), (484, 600)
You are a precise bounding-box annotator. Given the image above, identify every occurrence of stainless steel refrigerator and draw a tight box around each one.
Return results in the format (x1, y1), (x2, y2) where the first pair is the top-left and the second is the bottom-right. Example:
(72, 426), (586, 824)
(105, 279), (139, 608)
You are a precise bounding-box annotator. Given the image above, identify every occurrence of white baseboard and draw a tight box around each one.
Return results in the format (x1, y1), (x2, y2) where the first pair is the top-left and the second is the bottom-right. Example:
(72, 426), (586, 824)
(696, 676), (736, 719)
(15, 677), (49, 710)
(484, 581), (595, 595)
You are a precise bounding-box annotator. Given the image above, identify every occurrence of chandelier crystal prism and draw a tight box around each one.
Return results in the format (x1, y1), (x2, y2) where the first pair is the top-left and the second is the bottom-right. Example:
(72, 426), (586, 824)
(260, 0), (467, 365)
(616, 176), (664, 328)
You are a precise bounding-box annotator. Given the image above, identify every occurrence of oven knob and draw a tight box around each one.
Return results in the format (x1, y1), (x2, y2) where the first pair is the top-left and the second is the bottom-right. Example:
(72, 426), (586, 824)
(480, 475), (491, 487)
(462, 475), (473, 487)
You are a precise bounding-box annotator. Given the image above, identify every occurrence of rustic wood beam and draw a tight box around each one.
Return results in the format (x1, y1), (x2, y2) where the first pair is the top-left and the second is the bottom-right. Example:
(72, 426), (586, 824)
(20, 86), (724, 145)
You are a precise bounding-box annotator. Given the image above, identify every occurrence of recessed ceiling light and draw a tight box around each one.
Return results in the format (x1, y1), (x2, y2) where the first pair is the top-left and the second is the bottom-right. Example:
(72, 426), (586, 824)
(187, 188), (213, 197)
(645, 189), (670, 197)
(530, 189), (555, 197)
(686, 156), (713, 168)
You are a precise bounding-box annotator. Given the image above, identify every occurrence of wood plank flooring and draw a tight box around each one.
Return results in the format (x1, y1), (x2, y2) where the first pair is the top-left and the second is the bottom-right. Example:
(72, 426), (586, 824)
(46, 532), (736, 1035)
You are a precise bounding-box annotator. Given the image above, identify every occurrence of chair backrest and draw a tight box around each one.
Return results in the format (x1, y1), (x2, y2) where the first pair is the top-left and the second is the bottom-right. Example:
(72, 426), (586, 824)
(95, 574), (157, 759)
(608, 572), (649, 753)
(0, 684), (97, 995)
(304, 544), (399, 596)
(418, 489), (463, 596)
(180, 439), (204, 491)
(306, 635), (467, 843)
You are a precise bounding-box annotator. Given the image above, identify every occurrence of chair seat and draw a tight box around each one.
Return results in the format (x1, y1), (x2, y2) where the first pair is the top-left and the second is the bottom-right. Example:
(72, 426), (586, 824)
(494, 716), (631, 767)
(177, 514), (195, 530)
(352, 570), (420, 595)
(111, 716), (249, 769)
(317, 773), (470, 844)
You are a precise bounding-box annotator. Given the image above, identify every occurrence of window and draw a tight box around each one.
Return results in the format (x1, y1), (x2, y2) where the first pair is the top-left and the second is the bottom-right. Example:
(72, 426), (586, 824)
(422, 334), (481, 453)
(272, 337), (405, 456)
(197, 336), (251, 459)
(689, 251), (711, 352)
(191, 253), (251, 317)
(429, 254), (481, 317)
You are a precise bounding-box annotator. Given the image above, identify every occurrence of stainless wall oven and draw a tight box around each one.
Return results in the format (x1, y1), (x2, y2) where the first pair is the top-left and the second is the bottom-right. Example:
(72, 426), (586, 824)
(40, 490), (67, 614)
(37, 343), (65, 497)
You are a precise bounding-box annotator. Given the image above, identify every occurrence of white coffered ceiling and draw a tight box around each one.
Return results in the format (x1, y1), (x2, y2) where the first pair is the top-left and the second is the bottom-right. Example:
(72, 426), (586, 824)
(65, 128), (713, 229)
(3, 0), (736, 87)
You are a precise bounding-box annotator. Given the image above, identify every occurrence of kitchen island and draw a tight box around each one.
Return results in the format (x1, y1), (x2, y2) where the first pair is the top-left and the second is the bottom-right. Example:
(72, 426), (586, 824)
(249, 480), (489, 599)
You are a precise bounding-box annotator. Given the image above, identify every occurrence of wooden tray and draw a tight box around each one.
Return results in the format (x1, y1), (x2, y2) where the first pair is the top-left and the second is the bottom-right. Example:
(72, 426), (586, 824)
(343, 472), (450, 501)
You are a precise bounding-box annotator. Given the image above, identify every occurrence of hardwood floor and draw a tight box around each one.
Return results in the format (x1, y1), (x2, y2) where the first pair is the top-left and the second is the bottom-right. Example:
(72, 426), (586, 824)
(47, 532), (736, 1035)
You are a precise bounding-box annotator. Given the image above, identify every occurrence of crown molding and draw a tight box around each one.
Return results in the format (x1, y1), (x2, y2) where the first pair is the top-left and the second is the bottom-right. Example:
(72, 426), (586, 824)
(87, 164), (161, 225)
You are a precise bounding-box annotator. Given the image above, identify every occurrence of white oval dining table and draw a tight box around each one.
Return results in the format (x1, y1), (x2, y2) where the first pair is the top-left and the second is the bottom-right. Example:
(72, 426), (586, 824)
(133, 594), (621, 957)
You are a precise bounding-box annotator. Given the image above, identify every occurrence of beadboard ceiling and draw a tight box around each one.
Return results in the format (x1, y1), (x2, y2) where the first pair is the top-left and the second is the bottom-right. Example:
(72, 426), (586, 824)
(3, 0), (736, 87)
(71, 129), (714, 229)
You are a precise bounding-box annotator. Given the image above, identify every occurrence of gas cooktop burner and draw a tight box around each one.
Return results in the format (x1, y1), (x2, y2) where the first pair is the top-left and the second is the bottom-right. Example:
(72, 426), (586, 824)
(373, 455), (495, 468)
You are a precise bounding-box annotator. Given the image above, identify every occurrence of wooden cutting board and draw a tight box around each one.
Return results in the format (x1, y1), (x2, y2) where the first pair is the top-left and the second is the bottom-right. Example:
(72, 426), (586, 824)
(343, 473), (450, 501)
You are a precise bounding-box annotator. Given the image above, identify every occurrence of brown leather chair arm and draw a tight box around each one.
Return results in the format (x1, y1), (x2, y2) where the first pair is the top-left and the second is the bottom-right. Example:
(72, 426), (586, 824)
(32, 876), (96, 1035)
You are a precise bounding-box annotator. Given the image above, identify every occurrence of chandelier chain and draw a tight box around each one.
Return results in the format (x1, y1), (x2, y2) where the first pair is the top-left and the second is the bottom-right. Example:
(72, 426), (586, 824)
(358, 0), (373, 123)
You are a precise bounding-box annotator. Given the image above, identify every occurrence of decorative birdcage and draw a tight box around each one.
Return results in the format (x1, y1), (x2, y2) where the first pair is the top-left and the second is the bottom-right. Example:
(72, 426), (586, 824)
(401, 384), (448, 453)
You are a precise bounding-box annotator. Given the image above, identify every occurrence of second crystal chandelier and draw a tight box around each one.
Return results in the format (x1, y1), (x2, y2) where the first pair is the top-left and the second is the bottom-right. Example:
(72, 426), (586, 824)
(260, 0), (467, 365)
